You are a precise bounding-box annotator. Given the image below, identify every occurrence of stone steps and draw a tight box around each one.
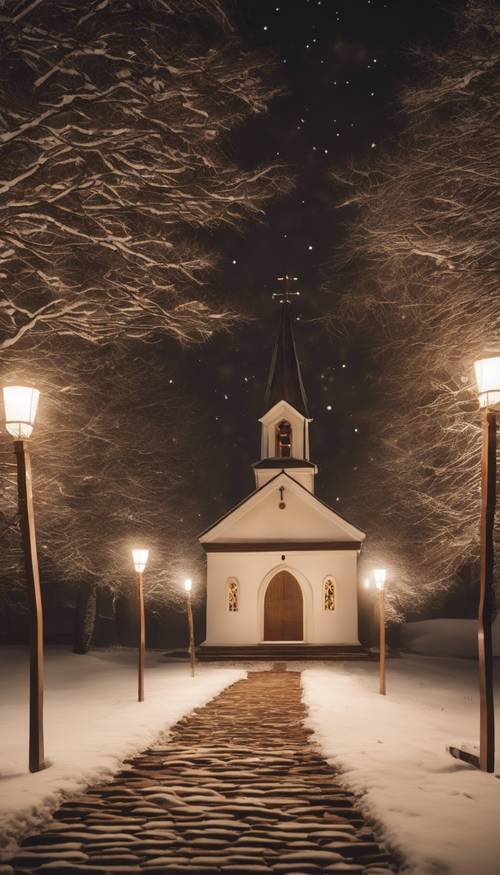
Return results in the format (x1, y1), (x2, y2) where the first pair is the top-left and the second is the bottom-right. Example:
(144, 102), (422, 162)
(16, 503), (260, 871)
(197, 644), (372, 661)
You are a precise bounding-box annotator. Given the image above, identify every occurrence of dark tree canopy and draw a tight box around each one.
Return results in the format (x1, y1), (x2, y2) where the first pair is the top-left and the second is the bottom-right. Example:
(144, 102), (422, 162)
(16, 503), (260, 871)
(0, 0), (290, 349)
(325, 0), (500, 619)
(0, 0), (291, 638)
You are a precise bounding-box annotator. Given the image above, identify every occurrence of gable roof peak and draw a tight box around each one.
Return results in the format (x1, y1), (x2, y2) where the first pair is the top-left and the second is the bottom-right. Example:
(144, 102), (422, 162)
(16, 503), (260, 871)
(258, 398), (312, 423)
(199, 469), (366, 543)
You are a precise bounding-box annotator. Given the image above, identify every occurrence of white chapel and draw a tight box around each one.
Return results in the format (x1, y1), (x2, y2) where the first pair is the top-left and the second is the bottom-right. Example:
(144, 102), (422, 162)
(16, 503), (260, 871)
(199, 297), (366, 656)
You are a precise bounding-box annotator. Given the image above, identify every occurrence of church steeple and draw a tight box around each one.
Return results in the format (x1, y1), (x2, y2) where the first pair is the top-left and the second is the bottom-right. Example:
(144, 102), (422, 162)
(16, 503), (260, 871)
(254, 280), (317, 494)
(265, 280), (309, 417)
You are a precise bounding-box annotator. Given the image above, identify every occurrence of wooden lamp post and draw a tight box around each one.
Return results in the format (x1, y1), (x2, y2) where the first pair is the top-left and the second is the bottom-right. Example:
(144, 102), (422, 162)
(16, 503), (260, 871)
(474, 355), (499, 772)
(373, 568), (387, 696)
(132, 548), (148, 702)
(449, 355), (499, 773)
(184, 578), (196, 677)
(3, 385), (44, 773)
(364, 569), (387, 695)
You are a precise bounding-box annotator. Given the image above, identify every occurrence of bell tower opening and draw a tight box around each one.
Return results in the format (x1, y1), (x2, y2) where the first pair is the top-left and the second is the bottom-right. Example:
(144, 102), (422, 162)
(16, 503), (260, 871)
(275, 420), (292, 457)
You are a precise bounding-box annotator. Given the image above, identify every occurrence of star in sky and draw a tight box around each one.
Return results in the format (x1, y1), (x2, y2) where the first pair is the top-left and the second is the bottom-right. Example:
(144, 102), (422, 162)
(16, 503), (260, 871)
(183, 0), (461, 520)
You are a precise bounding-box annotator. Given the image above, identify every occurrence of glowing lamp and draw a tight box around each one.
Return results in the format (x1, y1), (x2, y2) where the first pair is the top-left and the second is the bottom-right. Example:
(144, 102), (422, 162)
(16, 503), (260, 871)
(184, 578), (193, 592)
(373, 568), (386, 590)
(132, 548), (149, 573)
(474, 356), (500, 409)
(363, 577), (371, 589)
(3, 386), (40, 439)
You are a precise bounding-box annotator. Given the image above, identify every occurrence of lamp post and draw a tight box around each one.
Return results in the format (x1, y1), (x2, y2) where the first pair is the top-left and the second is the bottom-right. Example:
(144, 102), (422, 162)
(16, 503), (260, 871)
(473, 356), (499, 772)
(2, 386), (44, 772)
(364, 569), (387, 694)
(373, 569), (387, 696)
(449, 357), (499, 772)
(184, 578), (196, 677)
(132, 548), (148, 702)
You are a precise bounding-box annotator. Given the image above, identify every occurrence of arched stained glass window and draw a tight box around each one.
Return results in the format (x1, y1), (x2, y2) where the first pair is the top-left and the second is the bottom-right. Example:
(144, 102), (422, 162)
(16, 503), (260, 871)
(323, 577), (336, 611)
(227, 578), (239, 612)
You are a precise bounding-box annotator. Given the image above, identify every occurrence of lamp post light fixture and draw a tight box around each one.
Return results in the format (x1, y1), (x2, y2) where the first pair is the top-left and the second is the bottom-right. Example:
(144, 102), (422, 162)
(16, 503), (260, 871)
(2, 385), (44, 773)
(132, 548), (149, 702)
(184, 578), (196, 677)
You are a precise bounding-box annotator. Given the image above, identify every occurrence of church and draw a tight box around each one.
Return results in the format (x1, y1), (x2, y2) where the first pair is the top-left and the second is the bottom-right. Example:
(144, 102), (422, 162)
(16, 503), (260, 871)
(199, 295), (366, 658)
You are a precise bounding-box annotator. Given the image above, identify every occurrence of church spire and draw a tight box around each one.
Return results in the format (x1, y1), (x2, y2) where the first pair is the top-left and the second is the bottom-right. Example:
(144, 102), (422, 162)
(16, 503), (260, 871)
(265, 277), (309, 417)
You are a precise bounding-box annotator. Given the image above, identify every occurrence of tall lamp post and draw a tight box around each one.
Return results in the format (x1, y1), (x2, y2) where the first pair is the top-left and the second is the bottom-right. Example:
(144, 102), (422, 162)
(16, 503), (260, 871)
(2, 385), (44, 772)
(449, 356), (499, 773)
(184, 578), (196, 677)
(474, 356), (499, 772)
(132, 548), (148, 702)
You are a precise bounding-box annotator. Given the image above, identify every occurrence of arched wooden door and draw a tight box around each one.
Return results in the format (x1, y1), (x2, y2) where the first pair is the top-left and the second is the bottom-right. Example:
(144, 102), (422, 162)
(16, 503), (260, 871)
(263, 571), (303, 641)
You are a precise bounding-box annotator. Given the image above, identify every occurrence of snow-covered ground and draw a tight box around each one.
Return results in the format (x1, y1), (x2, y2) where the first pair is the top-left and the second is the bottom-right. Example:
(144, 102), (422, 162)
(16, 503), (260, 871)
(3, 646), (500, 875)
(303, 655), (500, 875)
(0, 647), (243, 856)
(401, 615), (500, 658)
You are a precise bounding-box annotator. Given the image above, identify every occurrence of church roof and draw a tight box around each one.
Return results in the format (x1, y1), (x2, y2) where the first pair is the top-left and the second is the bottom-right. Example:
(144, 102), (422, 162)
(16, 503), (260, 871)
(265, 300), (309, 417)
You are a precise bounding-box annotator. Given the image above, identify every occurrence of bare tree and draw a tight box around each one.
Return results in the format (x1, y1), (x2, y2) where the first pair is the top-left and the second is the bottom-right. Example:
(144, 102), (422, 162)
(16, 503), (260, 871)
(324, 0), (500, 620)
(0, 0), (290, 351)
(0, 345), (203, 647)
(0, 0), (292, 646)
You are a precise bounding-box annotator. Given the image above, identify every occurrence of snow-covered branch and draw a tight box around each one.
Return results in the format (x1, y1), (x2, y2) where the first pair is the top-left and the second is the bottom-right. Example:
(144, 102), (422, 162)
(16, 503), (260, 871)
(0, 0), (291, 642)
(324, 0), (500, 620)
(0, 0), (291, 350)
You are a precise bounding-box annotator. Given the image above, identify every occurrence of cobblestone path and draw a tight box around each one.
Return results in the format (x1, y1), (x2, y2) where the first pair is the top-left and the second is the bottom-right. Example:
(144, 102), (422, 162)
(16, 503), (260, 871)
(8, 671), (397, 875)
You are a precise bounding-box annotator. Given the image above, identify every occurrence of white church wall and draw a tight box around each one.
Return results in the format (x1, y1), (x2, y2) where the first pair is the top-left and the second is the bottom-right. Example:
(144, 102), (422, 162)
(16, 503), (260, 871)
(205, 552), (259, 645)
(204, 549), (360, 646)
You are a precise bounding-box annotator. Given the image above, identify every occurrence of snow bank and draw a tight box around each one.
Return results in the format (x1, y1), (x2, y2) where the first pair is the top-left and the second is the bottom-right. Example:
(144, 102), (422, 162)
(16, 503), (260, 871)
(303, 656), (500, 875)
(0, 647), (243, 856)
(401, 616), (500, 658)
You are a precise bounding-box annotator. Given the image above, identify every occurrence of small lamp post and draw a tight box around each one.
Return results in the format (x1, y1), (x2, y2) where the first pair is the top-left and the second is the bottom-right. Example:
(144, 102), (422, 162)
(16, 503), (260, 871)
(184, 578), (196, 677)
(132, 548), (148, 702)
(2, 385), (44, 772)
(473, 355), (499, 772)
(373, 568), (387, 696)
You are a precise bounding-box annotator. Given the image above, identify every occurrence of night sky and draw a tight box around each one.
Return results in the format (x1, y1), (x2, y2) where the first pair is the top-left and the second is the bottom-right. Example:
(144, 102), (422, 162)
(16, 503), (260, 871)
(175, 0), (465, 532)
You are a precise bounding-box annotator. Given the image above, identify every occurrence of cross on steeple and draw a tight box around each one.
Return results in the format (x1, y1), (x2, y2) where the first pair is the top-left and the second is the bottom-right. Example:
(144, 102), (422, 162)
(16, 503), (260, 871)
(272, 274), (301, 304)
